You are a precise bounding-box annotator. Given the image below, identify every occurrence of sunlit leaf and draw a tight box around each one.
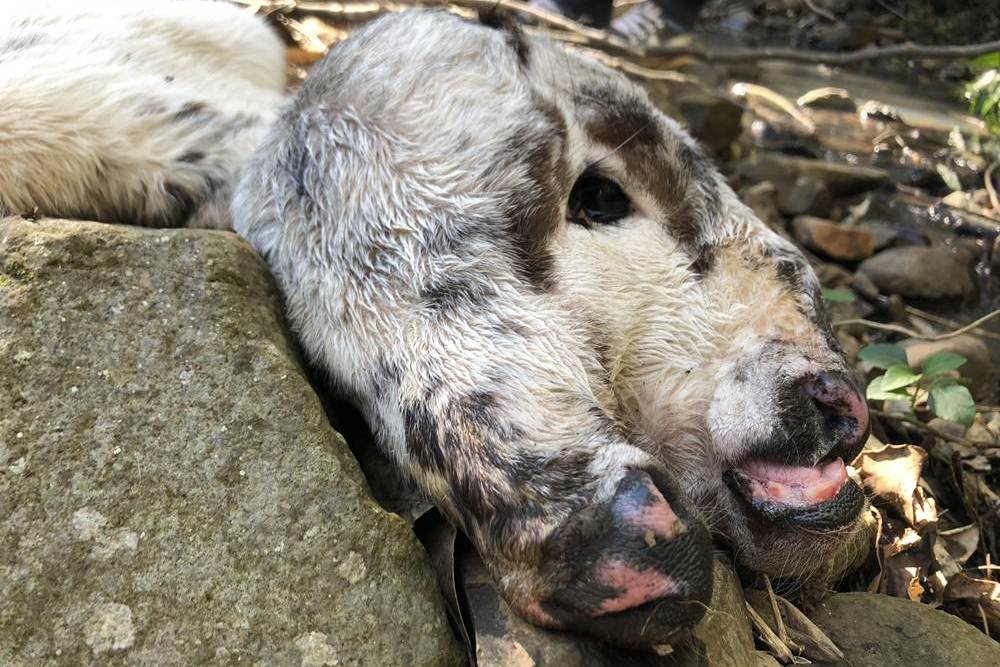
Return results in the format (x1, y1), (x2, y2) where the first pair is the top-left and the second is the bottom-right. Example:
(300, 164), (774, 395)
(866, 373), (914, 401)
(858, 344), (907, 369)
(920, 352), (966, 377)
(879, 364), (922, 391)
(928, 383), (976, 426)
(970, 52), (1000, 70)
(821, 288), (856, 303)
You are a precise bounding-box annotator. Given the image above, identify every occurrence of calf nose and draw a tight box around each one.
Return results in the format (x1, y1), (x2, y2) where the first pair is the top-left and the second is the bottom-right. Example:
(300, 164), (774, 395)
(535, 469), (713, 646)
(803, 371), (869, 461)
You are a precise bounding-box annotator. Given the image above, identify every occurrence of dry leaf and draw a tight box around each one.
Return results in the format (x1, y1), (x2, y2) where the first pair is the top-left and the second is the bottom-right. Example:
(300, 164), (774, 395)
(935, 525), (980, 580)
(858, 444), (928, 524)
(746, 589), (844, 662)
(944, 573), (1000, 635)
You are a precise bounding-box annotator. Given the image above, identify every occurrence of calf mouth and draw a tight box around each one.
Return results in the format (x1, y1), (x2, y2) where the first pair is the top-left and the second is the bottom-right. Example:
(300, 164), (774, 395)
(722, 457), (865, 531)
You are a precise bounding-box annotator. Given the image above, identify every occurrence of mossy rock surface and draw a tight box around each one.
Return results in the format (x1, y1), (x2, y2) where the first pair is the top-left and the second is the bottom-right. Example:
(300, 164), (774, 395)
(0, 218), (461, 667)
(809, 592), (1000, 667)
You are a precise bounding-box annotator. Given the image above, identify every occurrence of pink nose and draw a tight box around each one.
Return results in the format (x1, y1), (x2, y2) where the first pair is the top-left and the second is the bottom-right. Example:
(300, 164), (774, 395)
(533, 469), (713, 646)
(803, 371), (870, 456)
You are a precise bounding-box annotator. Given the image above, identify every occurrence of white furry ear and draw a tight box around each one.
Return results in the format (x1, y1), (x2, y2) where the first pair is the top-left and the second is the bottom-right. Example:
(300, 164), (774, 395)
(233, 105), (388, 264)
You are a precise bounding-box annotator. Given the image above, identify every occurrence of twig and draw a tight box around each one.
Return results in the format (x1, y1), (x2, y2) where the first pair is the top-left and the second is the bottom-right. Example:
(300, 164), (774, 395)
(834, 308), (1000, 342)
(746, 602), (795, 663)
(763, 576), (789, 647)
(803, 0), (837, 22)
(905, 306), (1000, 342)
(870, 409), (995, 450)
(237, 0), (645, 56)
(732, 82), (816, 133)
(644, 37), (1000, 64)
(986, 161), (1000, 215)
(235, 1), (1000, 66)
(573, 46), (694, 83)
(873, 0), (905, 21)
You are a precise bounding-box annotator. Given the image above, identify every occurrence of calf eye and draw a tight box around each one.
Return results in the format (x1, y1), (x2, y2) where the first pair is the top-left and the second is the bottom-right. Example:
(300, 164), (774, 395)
(567, 173), (632, 227)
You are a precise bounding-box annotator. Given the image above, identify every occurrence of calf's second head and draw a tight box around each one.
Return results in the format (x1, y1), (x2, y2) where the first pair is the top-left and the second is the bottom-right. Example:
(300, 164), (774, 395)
(234, 10), (869, 647)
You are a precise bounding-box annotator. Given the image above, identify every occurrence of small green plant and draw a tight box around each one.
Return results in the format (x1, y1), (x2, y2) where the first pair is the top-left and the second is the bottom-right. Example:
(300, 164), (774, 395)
(859, 343), (976, 427)
(966, 52), (1000, 135)
(821, 288), (855, 304)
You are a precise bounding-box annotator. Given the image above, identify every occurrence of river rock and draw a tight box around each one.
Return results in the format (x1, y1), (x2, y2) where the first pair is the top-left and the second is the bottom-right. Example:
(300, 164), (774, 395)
(777, 177), (833, 218)
(677, 92), (744, 155)
(792, 216), (875, 261)
(808, 593), (1000, 667)
(738, 154), (889, 197)
(857, 220), (899, 251)
(857, 244), (977, 301)
(0, 218), (461, 666)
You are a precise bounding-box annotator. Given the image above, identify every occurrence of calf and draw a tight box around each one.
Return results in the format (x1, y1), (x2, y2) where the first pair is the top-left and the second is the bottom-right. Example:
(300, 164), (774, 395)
(1, 3), (871, 648)
(235, 10), (870, 646)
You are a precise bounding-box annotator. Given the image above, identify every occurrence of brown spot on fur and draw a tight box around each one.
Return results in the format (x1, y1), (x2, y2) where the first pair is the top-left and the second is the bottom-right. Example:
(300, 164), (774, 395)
(577, 90), (722, 255)
(502, 98), (568, 290)
(173, 101), (207, 121)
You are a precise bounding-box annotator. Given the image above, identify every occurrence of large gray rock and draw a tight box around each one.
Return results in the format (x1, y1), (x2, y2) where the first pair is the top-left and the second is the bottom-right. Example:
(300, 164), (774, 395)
(0, 218), (461, 667)
(858, 244), (977, 301)
(809, 593), (1000, 667)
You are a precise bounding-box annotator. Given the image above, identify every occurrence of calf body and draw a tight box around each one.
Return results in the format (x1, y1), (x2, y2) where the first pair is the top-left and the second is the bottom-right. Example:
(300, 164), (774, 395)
(2, 3), (871, 647)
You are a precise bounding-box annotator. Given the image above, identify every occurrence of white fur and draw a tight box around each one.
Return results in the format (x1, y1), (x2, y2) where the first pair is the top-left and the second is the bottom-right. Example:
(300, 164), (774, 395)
(0, 0), (285, 227)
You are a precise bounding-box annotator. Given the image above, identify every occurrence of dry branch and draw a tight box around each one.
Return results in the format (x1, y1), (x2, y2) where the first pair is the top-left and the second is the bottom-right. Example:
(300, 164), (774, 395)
(235, 0), (1000, 68)
(645, 37), (1000, 65)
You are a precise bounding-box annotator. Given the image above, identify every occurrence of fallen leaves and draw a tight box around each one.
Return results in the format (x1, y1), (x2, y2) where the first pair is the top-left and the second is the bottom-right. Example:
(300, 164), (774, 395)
(857, 442), (928, 524)
(945, 573), (1000, 636)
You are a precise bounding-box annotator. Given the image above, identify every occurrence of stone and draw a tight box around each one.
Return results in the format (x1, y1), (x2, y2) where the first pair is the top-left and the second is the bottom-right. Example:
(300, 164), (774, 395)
(792, 216), (875, 261)
(738, 154), (889, 197)
(777, 177), (833, 218)
(902, 335), (997, 403)
(676, 92), (744, 156)
(0, 218), (461, 667)
(666, 560), (756, 667)
(740, 181), (785, 232)
(808, 593), (1000, 667)
(857, 220), (899, 250)
(857, 244), (977, 301)
(643, 82), (743, 157)
(813, 21), (855, 51)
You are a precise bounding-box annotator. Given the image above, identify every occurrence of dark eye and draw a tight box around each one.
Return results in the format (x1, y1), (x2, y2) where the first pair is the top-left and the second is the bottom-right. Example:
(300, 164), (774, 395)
(567, 173), (632, 227)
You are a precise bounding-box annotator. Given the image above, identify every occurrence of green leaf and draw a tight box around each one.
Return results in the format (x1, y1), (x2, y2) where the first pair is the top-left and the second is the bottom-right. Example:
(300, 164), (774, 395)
(858, 344), (908, 369)
(929, 383), (976, 427)
(866, 374), (912, 401)
(921, 352), (967, 377)
(822, 288), (856, 303)
(970, 53), (1000, 70)
(879, 364), (923, 391)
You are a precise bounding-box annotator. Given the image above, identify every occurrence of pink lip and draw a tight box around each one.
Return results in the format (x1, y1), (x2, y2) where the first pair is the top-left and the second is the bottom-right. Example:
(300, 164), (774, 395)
(736, 458), (848, 508)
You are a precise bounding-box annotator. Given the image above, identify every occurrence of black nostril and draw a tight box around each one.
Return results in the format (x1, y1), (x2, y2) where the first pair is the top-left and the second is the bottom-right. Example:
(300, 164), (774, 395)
(812, 393), (850, 437)
(802, 371), (870, 457)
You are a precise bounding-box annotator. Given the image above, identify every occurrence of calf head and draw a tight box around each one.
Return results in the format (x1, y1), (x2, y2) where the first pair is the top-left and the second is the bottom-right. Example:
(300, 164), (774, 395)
(234, 10), (869, 647)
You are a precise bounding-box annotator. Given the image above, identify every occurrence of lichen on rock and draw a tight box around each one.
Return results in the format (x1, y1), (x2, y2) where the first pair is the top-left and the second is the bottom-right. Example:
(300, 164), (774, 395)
(0, 218), (461, 666)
